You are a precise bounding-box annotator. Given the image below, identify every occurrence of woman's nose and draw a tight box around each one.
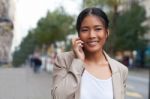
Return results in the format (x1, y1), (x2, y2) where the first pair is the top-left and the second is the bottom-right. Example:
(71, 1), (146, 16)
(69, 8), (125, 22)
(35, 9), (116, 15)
(89, 30), (96, 38)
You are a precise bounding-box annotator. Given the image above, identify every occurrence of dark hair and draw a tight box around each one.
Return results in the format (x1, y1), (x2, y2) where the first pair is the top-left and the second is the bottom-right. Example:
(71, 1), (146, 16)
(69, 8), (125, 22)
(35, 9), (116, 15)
(76, 7), (109, 33)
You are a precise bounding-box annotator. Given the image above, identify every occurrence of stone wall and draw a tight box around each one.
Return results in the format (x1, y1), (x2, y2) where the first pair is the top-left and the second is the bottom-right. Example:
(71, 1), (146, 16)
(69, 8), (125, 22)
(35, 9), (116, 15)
(0, 0), (14, 64)
(0, 0), (9, 18)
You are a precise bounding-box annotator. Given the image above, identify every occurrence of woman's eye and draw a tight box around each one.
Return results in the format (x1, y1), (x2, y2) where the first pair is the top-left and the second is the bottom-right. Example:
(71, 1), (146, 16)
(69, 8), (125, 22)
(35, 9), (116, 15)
(95, 28), (102, 31)
(81, 29), (88, 32)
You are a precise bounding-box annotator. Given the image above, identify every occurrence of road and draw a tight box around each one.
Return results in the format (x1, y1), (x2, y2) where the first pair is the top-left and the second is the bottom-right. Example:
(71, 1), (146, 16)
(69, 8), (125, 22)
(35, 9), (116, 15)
(126, 68), (149, 99)
(0, 66), (149, 99)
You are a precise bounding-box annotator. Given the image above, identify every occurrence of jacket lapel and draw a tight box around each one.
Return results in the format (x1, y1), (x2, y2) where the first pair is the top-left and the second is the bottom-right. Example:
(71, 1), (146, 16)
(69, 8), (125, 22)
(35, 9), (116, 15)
(104, 52), (122, 99)
(112, 73), (122, 99)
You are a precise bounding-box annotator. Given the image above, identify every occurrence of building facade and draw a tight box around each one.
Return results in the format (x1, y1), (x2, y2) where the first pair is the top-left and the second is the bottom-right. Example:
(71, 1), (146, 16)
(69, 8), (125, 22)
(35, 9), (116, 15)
(0, 0), (15, 64)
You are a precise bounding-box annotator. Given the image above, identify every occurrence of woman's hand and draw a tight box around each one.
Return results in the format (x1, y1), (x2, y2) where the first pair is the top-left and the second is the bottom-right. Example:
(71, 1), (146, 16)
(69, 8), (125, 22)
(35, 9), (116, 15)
(72, 38), (85, 61)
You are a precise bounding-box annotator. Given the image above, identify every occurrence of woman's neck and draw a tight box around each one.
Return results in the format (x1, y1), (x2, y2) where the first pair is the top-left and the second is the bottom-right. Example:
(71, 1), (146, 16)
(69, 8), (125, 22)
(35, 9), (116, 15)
(84, 50), (107, 64)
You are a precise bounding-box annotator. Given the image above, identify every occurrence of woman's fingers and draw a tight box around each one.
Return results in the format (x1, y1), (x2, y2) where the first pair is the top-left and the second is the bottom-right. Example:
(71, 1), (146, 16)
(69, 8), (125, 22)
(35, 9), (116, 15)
(76, 40), (84, 47)
(71, 38), (85, 61)
(72, 38), (84, 47)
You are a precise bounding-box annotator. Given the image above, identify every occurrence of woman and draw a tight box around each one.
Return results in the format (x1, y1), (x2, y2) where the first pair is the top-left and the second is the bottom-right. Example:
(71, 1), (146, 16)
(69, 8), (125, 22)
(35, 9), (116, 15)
(52, 7), (128, 99)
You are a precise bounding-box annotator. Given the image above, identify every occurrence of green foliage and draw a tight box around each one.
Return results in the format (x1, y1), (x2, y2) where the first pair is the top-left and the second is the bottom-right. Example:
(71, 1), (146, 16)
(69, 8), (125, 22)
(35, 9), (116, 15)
(12, 8), (75, 67)
(12, 31), (36, 67)
(83, 0), (122, 9)
(108, 3), (148, 52)
(35, 9), (74, 45)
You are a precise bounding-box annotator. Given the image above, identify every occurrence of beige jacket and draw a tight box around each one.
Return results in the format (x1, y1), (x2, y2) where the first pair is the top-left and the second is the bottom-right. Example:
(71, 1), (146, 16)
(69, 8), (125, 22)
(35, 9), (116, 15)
(51, 51), (128, 99)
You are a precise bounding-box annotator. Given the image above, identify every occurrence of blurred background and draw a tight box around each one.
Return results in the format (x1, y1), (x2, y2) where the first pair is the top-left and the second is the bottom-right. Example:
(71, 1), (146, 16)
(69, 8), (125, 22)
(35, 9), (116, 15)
(0, 0), (150, 99)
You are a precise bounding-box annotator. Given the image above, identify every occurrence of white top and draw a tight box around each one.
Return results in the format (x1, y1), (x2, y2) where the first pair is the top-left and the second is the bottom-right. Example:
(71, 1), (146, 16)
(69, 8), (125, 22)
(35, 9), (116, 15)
(80, 70), (113, 99)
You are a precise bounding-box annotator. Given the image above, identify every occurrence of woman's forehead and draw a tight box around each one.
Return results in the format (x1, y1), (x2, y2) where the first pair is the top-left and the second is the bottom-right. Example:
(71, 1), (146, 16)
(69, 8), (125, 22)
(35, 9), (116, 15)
(81, 15), (105, 27)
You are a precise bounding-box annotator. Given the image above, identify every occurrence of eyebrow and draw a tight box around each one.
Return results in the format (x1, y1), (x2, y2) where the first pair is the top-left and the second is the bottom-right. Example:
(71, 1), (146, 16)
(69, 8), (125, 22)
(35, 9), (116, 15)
(94, 25), (104, 27)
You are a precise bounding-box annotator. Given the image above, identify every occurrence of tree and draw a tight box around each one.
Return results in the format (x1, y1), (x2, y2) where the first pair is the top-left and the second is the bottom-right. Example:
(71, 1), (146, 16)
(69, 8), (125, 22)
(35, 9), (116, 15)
(34, 9), (74, 46)
(12, 8), (75, 67)
(109, 2), (148, 52)
(83, 0), (123, 23)
(12, 31), (36, 67)
(83, 0), (122, 13)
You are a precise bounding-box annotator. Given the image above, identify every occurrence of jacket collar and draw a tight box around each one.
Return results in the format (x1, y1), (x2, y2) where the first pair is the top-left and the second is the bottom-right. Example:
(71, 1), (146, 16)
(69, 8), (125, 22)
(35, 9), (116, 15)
(103, 51), (119, 74)
(71, 50), (119, 74)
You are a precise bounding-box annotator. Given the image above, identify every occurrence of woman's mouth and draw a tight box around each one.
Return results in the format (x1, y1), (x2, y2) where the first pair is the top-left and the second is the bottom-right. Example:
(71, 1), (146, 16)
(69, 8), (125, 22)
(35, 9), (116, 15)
(85, 40), (99, 46)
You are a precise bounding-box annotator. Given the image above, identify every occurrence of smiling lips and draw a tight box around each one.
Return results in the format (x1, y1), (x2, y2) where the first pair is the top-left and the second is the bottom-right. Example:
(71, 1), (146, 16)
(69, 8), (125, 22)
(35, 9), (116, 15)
(85, 40), (99, 47)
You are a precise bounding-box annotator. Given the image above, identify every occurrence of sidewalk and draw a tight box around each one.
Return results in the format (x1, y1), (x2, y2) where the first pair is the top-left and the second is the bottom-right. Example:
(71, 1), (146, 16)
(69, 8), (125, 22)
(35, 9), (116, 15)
(0, 66), (52, 99)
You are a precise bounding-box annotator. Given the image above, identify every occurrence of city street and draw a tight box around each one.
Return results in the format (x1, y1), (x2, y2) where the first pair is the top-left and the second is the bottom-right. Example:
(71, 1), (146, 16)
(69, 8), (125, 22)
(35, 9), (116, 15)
(126, 68), (149, 99)
(0, 66), (149, 99)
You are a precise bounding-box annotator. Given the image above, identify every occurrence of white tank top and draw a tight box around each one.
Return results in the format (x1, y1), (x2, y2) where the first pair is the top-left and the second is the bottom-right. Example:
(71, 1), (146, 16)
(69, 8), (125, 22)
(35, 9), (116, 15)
(80, 70), (113, 99)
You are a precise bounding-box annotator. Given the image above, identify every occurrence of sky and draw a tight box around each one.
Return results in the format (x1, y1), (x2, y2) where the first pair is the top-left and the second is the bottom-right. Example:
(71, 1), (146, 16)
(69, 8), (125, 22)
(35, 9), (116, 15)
(12, 0), (82, 52)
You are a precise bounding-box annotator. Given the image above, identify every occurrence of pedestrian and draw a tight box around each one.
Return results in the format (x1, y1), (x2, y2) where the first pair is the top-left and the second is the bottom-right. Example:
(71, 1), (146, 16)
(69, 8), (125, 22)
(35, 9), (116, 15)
(52, 7), (128, 99)
(33, 57), (42, 73)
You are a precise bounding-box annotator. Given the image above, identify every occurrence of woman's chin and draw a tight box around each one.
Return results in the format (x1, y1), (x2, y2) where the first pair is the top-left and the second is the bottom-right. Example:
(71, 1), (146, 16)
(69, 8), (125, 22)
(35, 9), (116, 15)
(86, 47), (101, 53)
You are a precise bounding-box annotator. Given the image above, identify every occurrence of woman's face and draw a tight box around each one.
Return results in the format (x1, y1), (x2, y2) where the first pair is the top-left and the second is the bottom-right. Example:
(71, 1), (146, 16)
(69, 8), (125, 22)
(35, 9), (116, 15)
(79, 15), (108, 53)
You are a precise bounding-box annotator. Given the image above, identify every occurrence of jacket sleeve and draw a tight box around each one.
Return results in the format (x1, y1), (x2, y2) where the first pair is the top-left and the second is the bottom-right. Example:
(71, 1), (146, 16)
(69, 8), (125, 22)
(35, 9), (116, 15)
(51, 53), (84, 99)
(123, 66), (128, 93)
